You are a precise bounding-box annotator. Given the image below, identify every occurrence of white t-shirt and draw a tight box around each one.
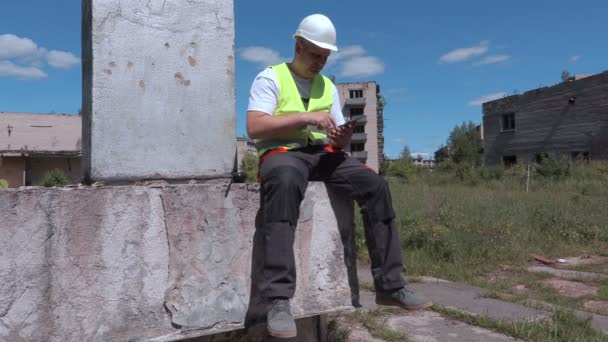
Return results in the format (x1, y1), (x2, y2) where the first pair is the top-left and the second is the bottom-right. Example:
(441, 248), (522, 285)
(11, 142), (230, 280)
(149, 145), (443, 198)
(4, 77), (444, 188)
(247, 67), (346, 126)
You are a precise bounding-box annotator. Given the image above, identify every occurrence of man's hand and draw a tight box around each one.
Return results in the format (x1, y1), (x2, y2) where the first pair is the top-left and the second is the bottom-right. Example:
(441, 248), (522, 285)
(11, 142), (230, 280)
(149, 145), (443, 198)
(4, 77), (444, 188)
(328, 124), (353, 149)
(304, 112), (336, 130)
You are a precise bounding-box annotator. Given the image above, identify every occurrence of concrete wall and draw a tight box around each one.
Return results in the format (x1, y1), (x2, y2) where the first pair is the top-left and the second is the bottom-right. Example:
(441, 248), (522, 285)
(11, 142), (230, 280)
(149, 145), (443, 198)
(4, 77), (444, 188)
(0, 182), (353, 341)
(336, 82), (381, 171)
(483, 70), (608, 165)
(82, 0), (236, 182)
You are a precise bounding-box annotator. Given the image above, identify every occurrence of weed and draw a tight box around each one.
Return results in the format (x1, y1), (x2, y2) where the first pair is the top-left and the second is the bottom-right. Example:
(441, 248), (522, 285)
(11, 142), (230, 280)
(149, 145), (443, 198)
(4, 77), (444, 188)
(327, 319), (350, 342)
(433, 305), (608, 342)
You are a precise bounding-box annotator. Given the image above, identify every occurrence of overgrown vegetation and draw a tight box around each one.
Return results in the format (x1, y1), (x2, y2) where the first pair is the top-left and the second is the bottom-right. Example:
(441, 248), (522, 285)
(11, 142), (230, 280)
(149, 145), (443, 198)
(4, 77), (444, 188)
(240, 152), (258, 183)
(0, 179), (8, 188)
(40, 169), (70, 187)
(356, 160), (608, 283)
(327, 319), (350, 342)
(434, 305), (608, 342)
(349, 309), (410, 342)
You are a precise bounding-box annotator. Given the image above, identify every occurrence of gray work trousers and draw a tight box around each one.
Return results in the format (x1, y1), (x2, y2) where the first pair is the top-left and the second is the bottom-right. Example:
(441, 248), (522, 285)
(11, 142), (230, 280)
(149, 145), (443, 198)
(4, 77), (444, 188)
(257, 145), (406, 299)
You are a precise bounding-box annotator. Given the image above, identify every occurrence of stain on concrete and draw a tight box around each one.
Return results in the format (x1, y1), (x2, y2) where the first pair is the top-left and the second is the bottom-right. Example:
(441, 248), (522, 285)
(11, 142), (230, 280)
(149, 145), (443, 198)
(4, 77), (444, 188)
(103, 69), (112, 75)
(174, 73), (190, 87)
(226, 68), (234, 76)
(188, 56), (197, 67)
(127, 61), (134, 69)
(138, 80), (145, 90)
(109, 61), (116, 67)
(164, 42), (170, 48)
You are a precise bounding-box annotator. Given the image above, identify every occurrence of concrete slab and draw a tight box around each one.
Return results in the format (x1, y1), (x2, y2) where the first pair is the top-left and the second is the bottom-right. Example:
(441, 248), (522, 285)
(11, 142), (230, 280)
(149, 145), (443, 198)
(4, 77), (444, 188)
(0, 183), (353, 341)
(526, 300), (608, 333)
(357, 264), (549, 323)
(82, 0), (236, 182)
(584, 301), (608, 314)
(387, 311), (523, 342)
(528, 266), (607, 281)
(542, 278), (598, 298)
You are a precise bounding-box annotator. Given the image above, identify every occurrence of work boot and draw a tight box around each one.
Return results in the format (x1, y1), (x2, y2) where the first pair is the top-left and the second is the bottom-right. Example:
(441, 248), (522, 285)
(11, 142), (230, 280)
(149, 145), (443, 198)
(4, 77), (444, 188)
(267, 298), (297, 338)
(376, 287), (433, 310)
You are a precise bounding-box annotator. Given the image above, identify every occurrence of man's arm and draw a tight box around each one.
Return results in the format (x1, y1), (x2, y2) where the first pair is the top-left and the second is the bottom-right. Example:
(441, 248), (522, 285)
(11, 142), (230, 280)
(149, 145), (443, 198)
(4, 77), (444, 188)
(247, 111), (336, 140)
(327, 83), (351, 149)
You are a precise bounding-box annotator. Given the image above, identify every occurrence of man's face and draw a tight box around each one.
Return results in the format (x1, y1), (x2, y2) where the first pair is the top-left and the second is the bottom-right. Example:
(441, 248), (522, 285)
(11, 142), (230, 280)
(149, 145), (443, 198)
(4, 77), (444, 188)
(296, 40), (330, 78)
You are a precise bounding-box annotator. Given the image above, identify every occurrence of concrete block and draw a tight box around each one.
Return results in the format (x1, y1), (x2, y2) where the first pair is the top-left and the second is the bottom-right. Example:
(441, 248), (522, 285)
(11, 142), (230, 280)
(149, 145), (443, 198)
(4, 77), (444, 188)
(82, 0), (236, 182)
(0, 183), (352, 341)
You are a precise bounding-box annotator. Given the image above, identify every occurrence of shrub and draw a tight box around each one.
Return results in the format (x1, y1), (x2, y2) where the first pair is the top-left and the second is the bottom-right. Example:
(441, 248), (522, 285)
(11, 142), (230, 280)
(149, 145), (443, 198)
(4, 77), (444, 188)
(0, 179), (8, 188)
(534, 153), (571, 179)
(240, 152), (259, 183)
(479, 165), (504, 181)
(40, 169), (70, 187)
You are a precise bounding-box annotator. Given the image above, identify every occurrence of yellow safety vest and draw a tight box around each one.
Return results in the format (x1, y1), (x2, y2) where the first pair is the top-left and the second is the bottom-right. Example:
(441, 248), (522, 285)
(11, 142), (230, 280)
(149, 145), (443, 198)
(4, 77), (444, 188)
(255, 63), (334, 156)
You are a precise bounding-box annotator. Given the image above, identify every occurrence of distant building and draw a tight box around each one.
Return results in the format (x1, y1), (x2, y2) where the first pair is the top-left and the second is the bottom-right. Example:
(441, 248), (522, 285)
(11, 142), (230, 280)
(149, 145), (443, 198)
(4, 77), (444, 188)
(335, 81), (385, 172)
(0, 112), (81, 187)
(482, 71), (608, 165)
(0, 113), (263, 187)
(413, 156), (436, 168)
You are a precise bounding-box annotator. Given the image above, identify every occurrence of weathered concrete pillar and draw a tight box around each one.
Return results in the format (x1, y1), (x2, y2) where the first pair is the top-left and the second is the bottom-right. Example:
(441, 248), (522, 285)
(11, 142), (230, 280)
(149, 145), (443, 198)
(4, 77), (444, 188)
(82, 0), (235, 182)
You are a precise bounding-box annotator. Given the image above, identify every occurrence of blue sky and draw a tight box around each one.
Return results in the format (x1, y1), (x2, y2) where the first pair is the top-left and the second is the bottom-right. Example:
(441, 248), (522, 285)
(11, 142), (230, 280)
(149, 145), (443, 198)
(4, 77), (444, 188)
(1, 1), (606, 158)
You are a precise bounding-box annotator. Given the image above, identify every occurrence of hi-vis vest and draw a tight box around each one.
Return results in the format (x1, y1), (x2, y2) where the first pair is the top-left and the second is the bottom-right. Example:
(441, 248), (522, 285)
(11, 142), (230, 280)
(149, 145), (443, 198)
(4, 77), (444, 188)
(255, 63), (334, 156)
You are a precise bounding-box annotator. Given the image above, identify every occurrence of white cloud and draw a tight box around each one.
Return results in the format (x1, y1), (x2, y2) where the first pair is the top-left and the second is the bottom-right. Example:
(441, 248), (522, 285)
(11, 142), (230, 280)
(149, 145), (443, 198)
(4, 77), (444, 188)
(570, 55), (580, 63)
(0, 34), (39, 59)
(439, 41), (489, 64)
(474, 54), (510, 65)
(0, 60), (47, 79)
(468, 92), (507, 106)
(239, 47), (286, 68)
(0, 33), (79, 80)
(339, 56), (384, 78)
(47, 50), (81, 69)
(327, 45), (365, 66)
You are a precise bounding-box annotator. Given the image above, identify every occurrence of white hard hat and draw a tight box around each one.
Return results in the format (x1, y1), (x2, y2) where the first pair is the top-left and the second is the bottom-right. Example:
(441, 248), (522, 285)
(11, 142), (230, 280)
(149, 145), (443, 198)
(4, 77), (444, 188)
(293, 14), (338, 52)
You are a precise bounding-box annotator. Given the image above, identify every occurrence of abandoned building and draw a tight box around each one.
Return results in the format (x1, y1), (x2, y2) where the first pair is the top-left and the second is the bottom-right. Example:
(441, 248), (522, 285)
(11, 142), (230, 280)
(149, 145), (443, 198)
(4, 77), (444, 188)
(0, 112), (81, 187)
(335, 81), (385, 172)
(482, 71), (608, 166)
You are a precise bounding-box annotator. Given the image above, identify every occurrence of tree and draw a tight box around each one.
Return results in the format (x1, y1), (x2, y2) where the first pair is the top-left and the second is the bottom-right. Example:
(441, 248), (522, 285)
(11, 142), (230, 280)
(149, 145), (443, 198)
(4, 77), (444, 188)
(434, 144), (449, 163)
(561, 70), (571, 82)
(385, 146), (415, 180)
(240, 152), (259, 183)
(447, 121), (483, 166)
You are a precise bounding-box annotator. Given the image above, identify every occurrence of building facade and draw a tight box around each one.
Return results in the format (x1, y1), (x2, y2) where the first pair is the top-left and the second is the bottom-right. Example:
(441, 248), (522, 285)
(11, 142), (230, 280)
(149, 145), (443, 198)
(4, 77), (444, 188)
(236, 136), (257, 169)
(0, 112), (81, 187)
(335, 81), (385, 172)
(482, 71), (608, 165)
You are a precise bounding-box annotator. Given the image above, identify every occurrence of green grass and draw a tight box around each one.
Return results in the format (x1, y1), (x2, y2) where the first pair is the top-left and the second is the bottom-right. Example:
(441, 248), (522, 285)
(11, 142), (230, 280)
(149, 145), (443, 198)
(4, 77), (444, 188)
(597, 281), (608, 301)
(354, 162), (608, 284)
(433, 305), (608, 342)
(327, 319), (351, 342)
(339, 309), (410, 342)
